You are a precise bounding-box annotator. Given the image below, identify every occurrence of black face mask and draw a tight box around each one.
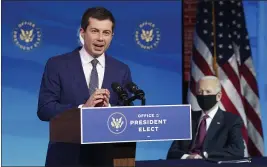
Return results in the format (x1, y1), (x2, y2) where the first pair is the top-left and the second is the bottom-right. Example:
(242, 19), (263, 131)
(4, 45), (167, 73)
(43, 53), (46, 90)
(196, 94), (218, 111)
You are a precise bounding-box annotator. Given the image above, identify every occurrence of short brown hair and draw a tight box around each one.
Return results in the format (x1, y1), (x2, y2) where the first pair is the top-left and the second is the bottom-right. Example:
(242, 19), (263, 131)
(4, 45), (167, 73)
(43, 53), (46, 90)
(81, 7), (115, 32)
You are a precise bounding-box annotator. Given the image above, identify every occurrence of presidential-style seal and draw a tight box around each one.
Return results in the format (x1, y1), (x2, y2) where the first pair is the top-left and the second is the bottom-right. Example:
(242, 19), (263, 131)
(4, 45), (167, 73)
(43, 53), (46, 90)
(107, 112), (127, 134)
(13, 21), (41, 51)
(135, 21), (160, 50)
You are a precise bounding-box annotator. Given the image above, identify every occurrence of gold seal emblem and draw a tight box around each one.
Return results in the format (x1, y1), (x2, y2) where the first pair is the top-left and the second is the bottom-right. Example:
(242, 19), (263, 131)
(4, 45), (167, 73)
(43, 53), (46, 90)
(107, 112), (127, 134)
(13, 21), (41, 51)
(135, 21), (160, 50)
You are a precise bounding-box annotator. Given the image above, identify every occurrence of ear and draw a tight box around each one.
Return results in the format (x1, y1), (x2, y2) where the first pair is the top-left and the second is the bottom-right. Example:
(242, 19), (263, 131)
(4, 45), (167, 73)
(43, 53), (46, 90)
(216, 91), (222, 101)
(80, 28), (85, 39)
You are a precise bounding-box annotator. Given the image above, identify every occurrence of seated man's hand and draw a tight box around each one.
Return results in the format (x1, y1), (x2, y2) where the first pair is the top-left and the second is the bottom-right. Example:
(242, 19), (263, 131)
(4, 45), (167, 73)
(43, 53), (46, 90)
(186, 154), (203, 159)
(83, 89), (110, 107)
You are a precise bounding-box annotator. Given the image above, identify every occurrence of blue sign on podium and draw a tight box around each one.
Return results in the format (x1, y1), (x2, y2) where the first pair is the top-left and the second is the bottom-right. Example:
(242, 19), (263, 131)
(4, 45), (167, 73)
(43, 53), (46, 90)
(81, 105), (191, 144)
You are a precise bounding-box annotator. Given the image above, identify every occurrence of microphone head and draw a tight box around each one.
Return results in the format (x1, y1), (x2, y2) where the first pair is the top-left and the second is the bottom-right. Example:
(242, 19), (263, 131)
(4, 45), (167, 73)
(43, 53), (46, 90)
(126, 82), (145, 99)
(111, 82), (123, 93)
(111, 82), (128, 101)
(126, 82), (139, 93)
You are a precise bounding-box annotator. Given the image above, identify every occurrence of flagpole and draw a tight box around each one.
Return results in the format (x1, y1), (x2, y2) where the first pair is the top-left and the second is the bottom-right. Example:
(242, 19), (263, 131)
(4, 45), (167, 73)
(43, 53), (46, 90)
(212, 1), (218, 77)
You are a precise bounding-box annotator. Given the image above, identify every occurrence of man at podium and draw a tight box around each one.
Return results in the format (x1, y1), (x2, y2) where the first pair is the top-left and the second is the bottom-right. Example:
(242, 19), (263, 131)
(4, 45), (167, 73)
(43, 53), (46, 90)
(167, 76), (245, 160)
(37, 7), (133, 166)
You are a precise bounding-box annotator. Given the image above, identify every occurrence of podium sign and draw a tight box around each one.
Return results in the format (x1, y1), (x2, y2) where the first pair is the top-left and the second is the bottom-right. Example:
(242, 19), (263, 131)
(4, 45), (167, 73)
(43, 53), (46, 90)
(81, 105), (191, 144)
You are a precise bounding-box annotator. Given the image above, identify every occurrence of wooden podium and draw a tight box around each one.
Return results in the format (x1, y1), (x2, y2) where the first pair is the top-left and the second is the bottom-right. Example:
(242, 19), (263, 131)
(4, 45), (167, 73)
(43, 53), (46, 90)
(50, 108), (136, 167)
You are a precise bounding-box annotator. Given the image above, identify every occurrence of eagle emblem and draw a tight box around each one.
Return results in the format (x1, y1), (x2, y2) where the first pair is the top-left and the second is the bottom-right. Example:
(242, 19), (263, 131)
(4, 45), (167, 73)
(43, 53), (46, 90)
(107, 112), (127, 134)
(13, 21), (41, 51)
(19, 29), (34, 43)
(141, 29), (154, 42)
(135, 21), (160, 50)
(111, 117), (124, 131)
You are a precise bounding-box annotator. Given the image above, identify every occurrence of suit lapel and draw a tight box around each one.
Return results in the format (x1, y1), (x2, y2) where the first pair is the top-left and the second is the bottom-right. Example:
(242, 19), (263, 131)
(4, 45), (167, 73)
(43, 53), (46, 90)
(102, 56), (114, 89)
(203, 108), (224, 148)
(69, 48), (90, 100)
(189, 111), (202, 148)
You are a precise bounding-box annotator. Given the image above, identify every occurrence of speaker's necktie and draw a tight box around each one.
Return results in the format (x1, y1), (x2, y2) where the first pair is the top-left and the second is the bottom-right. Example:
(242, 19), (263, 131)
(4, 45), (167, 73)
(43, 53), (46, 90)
(89, 59), (99, 96)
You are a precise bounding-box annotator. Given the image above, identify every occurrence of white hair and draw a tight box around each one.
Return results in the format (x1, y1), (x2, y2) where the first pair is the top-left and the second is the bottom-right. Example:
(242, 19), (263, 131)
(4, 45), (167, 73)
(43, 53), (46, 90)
(196, 76), (222, 93)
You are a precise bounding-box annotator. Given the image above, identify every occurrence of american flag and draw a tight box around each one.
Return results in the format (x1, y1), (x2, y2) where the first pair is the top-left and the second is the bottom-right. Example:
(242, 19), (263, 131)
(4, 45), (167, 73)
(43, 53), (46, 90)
(188, 0), (264, 156)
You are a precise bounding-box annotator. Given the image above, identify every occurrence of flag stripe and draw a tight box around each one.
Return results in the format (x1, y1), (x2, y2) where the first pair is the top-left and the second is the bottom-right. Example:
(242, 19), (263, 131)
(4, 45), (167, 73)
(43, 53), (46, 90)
(244, 57), (257, 78)
(193, 33), (214, 71)
(248, 135), (262, 156)
(220, 62), (241, 94)
(241, 76), (261, 118)
(247, 121), (264, 155)
(193, 48), (213, 76)
(219, 86), (249, 148)
(228, 55), (240, 79)
(243, 97), (263, 136)
(218, 66), (248, 125)
(240, 65), (259, 96)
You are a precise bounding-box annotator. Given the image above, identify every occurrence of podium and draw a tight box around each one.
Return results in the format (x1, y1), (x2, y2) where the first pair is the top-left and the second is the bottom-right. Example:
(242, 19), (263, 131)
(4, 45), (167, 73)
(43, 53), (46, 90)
(49, 105), (191, 166)
(50, 108), (136, 166)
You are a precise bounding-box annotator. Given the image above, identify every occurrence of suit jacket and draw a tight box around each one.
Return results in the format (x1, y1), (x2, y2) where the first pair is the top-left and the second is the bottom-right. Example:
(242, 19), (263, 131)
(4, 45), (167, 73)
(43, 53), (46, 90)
(37, 47), (133, 166)
(167, 108), (245, 159)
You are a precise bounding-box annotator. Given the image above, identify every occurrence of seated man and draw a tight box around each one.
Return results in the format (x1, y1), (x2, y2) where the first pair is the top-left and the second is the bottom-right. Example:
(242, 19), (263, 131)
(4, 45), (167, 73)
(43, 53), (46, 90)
(167, 76), (245, 159)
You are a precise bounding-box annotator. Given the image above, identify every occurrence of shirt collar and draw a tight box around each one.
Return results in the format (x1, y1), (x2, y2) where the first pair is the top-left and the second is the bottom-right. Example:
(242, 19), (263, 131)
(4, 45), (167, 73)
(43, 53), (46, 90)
(201, 103), (219, 120)
(79, 46), (105, 68)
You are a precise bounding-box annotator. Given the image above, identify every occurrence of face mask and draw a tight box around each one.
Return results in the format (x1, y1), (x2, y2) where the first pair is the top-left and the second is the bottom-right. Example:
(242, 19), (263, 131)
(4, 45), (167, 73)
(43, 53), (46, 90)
(196, 94), (218, 111)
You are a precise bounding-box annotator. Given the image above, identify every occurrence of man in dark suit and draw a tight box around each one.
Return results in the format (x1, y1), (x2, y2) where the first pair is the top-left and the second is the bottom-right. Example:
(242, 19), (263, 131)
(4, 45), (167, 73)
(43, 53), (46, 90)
(37, 7), (133, 166)
(167, 76), (245, 160)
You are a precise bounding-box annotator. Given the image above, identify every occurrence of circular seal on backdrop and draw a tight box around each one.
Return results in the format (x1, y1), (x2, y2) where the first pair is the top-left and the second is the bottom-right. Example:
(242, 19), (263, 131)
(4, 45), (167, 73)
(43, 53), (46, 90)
(135, 21), (160, 50)
(13, 21), (41, 51)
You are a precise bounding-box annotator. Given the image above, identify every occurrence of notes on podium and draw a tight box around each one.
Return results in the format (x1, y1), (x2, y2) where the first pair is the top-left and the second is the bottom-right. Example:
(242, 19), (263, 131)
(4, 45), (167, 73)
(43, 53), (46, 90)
(50, 104), (192, 144)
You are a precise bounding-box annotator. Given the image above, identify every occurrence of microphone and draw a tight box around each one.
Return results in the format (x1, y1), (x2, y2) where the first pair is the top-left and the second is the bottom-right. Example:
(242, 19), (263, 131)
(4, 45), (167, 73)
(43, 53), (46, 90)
(111, 82), (129, 105)
(126, 82), (146, 105)
(126, 82), (145, 100)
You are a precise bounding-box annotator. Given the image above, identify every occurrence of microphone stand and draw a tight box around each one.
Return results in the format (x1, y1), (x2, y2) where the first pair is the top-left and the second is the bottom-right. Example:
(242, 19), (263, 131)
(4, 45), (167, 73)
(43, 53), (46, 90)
(127, 95), (146, 106)
(123, 99), (133, 106)
(141, 97), (146, 106)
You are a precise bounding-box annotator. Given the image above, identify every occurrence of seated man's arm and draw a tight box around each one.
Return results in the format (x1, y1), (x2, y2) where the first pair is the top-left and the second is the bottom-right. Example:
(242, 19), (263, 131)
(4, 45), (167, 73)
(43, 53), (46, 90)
(167, 140), (189, 159)
(207, 116), (245, 158)
(37, 58), (76, 121)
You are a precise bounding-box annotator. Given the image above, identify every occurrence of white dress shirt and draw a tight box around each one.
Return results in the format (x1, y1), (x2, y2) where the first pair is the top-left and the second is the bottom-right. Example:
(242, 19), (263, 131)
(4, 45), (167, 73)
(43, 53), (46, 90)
(78, 47), (106, 108)
(199, 104), (218, 131)
(181, 104), (219, 159)
(79, 46), (105, 89)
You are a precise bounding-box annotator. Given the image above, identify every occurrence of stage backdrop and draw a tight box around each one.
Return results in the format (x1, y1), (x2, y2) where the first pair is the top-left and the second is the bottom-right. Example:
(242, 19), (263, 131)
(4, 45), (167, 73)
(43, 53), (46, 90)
(243, 1), (267, 154)
(2, 1), (182, 165)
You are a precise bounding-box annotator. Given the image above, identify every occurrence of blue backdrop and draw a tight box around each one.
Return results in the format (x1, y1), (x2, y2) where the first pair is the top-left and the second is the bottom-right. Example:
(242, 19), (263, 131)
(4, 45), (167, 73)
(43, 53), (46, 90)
(2, 1), (182, 165)
(2, 1), (267, 166)
(243, 1), (267, 155)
